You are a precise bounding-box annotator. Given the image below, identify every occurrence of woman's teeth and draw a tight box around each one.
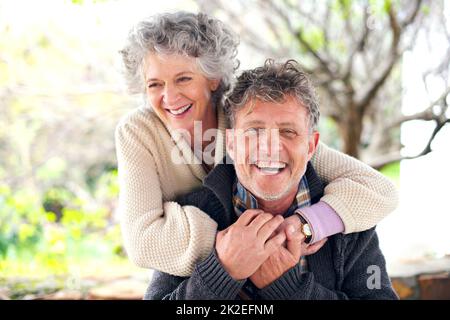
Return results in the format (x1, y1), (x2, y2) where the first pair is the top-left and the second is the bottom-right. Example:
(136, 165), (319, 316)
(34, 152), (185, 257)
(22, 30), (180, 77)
(168, 104), (192, 115)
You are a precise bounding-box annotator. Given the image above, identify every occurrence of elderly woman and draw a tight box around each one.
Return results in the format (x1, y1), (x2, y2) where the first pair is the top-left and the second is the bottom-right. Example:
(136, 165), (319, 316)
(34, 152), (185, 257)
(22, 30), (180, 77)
(116, 12), (398, 276)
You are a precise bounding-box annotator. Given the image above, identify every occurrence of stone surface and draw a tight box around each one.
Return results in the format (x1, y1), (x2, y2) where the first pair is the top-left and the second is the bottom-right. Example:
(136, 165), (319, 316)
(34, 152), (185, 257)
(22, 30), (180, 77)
(0, 287), (10, 300)
(388, 257), (450, 278)
(87, 278), (148, 300)
(391, 277), (418, 300)
(418, 272), (450, 300)
(39, 290), (84, 300)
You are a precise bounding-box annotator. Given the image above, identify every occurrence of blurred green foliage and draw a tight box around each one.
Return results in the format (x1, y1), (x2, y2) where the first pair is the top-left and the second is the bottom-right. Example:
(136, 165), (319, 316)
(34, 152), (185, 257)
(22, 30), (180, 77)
(379, 161), (400, 185)
(0, 0), (136, 282)
(0, 169), (124, 278)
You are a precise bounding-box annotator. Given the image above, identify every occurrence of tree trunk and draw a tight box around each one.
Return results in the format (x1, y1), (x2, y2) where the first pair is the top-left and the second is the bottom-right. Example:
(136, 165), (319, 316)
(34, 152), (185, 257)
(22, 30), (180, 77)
(339, 104), (363, 159)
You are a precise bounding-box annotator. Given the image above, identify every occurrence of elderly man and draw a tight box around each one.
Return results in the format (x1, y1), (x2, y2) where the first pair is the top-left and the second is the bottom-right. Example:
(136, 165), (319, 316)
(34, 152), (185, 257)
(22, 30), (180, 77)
(144, 60), (398, 300)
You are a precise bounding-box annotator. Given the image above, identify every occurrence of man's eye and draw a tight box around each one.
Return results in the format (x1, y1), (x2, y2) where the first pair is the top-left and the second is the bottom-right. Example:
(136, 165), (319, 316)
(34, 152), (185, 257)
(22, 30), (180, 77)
(281, 129), (297, 137)
(245, 128), (259, 135)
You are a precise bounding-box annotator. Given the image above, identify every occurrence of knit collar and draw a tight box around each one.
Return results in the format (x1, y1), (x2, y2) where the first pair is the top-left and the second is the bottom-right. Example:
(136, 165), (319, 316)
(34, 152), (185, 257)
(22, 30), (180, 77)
(232, 176), (311, 218)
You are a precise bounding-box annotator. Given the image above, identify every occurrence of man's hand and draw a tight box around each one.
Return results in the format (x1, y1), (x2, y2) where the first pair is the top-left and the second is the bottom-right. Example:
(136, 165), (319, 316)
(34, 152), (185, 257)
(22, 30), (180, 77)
(250, 225), (305, 289)
(215, 209), (286, 280)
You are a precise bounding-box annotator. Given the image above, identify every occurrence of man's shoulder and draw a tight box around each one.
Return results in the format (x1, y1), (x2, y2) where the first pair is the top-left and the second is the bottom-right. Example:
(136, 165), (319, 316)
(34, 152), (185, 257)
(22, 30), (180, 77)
(329, 226), (379, 257)
(334, 226), (377, 242)
(305, 162), (325, 204)
(144, 270), (188, 300)
(176, 186), (215, 206)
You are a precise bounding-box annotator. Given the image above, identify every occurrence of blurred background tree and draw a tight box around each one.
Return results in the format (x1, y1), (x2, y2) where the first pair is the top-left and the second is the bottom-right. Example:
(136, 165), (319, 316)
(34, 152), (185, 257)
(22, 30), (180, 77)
(197, 0), (450, 168)
(0, 0), (449, 299)
(0, 0), (142, 296)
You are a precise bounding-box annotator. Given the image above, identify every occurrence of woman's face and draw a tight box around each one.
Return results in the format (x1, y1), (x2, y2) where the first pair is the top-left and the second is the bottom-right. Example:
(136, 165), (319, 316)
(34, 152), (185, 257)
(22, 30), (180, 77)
(144, 53), (219, 132)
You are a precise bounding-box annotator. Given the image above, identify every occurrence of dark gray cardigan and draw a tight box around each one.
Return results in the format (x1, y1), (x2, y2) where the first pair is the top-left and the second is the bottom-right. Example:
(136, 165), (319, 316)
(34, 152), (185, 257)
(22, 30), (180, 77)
(144, 162), (398, 300)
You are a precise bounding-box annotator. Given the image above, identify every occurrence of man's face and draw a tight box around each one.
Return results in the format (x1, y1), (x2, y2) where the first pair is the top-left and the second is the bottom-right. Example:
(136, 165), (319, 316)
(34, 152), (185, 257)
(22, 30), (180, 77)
(226, 95), (319, 201)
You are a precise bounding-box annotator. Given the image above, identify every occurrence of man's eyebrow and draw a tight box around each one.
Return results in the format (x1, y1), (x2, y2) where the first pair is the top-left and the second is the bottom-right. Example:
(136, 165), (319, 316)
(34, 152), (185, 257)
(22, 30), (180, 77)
(242, 120), (265, 127)
(276, 122), (297, 127)
(242, 120), (299, 128)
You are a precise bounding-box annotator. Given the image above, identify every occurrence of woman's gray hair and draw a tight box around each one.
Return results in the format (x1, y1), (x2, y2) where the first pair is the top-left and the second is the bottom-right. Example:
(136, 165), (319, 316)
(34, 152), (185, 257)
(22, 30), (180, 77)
(225, 59), (320, 132)
(119, 11), (239, 106)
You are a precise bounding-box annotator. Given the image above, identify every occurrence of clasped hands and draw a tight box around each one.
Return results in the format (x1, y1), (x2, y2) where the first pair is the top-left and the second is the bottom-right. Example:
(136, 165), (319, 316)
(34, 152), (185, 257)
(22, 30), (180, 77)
(215, 209), (327, 289)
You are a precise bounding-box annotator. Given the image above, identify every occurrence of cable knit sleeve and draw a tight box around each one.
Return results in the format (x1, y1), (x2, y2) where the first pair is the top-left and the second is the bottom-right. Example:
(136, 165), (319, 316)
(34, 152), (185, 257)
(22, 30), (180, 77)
(115, 119), (217, 277)
(310, 142), (399, 234)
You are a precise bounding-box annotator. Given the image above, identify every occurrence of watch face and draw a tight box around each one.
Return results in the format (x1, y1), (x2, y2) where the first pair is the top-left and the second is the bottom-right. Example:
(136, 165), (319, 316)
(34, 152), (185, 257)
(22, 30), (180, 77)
(303, 224), (312, 237)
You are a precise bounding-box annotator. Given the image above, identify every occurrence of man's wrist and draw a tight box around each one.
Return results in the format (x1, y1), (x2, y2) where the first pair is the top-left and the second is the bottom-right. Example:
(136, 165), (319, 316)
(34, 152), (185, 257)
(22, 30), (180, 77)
(258, 264), (305, 299)
(196, 250), (246, 299)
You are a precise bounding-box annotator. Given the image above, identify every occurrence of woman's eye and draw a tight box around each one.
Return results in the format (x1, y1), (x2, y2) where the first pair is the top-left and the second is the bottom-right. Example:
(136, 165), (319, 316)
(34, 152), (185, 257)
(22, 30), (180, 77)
(177, 76), (192, 83)
(148, 83), (160, 88)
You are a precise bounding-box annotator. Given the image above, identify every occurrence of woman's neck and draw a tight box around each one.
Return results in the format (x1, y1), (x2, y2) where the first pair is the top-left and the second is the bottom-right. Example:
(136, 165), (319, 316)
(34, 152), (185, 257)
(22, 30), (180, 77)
(190, 104), (218, 152)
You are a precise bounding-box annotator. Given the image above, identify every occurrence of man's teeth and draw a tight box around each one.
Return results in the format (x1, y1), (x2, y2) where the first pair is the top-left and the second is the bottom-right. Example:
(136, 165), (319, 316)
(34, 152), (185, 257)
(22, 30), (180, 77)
(255, 162), (286, 169)
(260, 167), (280, 173)
(255, 162), (286, 174)
(168, 104), (192, 115)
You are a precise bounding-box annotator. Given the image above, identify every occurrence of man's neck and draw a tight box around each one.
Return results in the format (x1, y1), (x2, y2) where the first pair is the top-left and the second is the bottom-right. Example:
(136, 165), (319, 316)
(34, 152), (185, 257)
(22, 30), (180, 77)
(258, 187), (297, 216)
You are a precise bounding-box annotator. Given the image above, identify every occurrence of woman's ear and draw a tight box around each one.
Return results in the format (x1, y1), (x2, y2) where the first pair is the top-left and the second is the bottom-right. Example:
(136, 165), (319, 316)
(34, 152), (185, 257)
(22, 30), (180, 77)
(225, 128), (235, 161)
(209, 79), (220, 91)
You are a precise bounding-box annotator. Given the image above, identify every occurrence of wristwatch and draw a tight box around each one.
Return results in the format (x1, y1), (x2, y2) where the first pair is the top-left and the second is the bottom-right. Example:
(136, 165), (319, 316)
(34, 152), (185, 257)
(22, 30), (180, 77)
(296, 212), (313, 244)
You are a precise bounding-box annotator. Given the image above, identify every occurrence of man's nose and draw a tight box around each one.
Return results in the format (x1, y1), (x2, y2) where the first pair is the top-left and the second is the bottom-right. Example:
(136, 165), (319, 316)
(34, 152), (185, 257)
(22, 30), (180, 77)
(258, 129), (281, 161)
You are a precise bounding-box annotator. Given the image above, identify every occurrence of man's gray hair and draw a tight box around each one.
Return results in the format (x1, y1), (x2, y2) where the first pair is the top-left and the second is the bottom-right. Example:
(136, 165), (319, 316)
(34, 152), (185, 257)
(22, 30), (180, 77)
(226, 59), (320, 131)
(119, 11), (239, 106)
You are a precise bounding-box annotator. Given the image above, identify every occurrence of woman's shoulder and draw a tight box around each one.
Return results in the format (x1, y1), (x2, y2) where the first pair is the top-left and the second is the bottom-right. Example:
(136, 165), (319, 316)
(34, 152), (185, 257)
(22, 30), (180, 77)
(115, 106), (170, 145)
(114, 106), (170, 151)
(116, 105), (163, 132)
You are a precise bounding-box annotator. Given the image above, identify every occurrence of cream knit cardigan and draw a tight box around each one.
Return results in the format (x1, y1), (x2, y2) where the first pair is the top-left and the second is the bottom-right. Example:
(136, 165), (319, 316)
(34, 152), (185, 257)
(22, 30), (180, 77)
(115, 105), (398, 276)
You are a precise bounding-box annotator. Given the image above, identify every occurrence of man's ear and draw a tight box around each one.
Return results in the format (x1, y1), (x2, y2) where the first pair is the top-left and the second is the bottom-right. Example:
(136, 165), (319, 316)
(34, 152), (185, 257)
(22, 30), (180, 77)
(225, 128), (235, 161)
(307, 131), (320, 161)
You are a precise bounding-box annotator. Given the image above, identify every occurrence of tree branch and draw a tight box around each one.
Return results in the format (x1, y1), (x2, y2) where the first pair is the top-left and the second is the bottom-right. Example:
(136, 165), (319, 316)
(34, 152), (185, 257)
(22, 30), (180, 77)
(356, 5), (402, 112)
(386, 87), (450, 130)
(400, 0), (424, 29)
(343, 5), (370, 82)
(369, 118), (450, 169)
(295, 29), (338, 79)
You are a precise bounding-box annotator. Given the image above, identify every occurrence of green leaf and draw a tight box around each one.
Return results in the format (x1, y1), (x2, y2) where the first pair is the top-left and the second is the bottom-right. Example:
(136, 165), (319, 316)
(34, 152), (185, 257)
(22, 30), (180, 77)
(18, 224), (35, 242)
(36, 157), (67, 181)
(421, 5), (430, 15)
(301, 27), (325, 52)
(383, 0), (392, 13)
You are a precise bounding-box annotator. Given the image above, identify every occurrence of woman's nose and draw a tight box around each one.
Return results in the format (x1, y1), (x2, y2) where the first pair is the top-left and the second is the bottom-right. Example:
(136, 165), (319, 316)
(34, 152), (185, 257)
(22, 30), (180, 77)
(162, 84), (180, 106)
